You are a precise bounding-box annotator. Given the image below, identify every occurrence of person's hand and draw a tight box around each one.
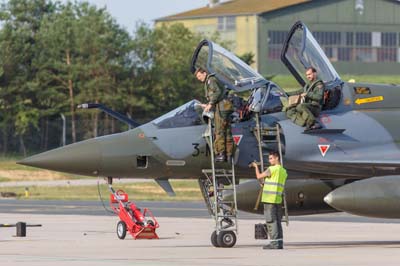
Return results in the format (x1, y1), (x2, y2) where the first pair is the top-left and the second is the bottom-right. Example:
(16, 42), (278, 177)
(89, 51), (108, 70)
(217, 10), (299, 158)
(200, 103), (207, 109)
(204, 103), (212, 112)
(250, 162), (258, 168)
(300, 92), (307, 97)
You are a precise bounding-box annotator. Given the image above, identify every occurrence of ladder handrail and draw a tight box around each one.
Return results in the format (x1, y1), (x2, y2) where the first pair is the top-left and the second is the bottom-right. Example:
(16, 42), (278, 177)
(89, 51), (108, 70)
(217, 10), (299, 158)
(276, 124), (289, 226)
(255, 113), (264, 173)
(207, 119), (219, 229)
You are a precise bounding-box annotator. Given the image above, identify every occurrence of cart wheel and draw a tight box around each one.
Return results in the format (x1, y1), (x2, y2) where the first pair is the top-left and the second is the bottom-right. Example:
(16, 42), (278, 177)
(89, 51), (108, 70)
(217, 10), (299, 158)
(217, 231), (236, 248)
(211, 231), (220, 247)
(117, 221), (127, 240)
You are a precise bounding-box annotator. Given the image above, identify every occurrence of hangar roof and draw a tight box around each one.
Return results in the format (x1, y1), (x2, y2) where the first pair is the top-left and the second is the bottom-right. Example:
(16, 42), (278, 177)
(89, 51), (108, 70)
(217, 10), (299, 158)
(156, 0), (311, 21)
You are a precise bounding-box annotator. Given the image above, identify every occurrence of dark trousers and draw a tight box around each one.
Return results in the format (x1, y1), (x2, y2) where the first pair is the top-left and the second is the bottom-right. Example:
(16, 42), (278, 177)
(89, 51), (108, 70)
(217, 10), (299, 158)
(264, 203), (283, 248)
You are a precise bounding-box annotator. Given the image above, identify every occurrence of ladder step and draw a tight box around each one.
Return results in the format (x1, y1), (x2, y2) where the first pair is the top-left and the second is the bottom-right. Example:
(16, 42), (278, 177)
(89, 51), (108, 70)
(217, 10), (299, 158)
(218, 200), (235, 204)
(202, 169), (233, 174)
(261, 132), (277, 136)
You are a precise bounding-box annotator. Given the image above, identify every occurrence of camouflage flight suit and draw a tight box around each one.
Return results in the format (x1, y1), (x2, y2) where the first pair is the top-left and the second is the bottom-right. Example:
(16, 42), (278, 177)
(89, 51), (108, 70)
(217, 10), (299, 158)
(286, 79), (325, 127)
(205, 74), (234, 156)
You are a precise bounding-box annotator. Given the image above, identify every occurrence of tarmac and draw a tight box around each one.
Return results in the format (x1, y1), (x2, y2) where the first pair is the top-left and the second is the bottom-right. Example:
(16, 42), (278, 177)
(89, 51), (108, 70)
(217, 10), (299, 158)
(1, 200), (400, 266)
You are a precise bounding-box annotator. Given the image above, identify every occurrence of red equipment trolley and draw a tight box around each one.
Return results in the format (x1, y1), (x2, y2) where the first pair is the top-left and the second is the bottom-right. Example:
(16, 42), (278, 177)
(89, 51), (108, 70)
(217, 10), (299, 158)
(109, 189), (159, 240)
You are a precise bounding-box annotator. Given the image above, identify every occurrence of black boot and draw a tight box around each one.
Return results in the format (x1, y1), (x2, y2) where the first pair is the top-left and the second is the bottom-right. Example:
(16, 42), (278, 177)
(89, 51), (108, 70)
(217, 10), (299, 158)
(305, 122), (322, 131)
(262, 244), (283, 250)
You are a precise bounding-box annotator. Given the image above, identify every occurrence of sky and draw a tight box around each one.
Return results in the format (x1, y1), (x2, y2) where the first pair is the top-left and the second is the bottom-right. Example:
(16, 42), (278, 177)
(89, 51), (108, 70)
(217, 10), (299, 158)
(75, 0), (210, 34)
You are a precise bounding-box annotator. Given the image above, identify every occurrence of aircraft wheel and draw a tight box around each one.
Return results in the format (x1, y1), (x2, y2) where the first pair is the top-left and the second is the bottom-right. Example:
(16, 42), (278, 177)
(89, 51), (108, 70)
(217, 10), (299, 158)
(217, 231), (236, 248)
(211, 231), (220, 247)
(117, 220), (127, 240)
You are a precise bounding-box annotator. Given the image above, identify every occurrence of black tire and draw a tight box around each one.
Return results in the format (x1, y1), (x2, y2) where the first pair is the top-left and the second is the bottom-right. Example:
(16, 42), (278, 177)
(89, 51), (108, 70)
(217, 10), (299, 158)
(211, 231), (220, 247)
(117, 221), (127, 240)
(217, 231), (236, 248)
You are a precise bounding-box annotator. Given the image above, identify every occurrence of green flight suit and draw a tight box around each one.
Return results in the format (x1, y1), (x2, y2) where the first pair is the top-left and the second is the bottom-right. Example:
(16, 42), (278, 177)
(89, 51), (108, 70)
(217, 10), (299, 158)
(286, 79), (325, 127)
(205, 75), (234, 156)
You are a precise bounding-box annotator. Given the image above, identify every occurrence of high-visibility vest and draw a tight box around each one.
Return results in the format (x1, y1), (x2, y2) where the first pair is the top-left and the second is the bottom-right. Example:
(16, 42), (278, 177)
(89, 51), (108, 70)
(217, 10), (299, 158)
(262, 165), (287, 204)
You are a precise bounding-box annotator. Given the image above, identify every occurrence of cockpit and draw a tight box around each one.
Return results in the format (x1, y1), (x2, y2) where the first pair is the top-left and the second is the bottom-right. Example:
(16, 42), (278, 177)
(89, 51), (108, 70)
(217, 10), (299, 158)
(170, 22), (343, 128)
(191, 40), (268, 92)
(190, 39), (287, 119)
(152, 100), (203, 129)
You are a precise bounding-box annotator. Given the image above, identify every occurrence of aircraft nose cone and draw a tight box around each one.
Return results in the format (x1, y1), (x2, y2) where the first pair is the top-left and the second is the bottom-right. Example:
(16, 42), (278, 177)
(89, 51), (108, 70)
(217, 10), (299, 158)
(323, 183), (354, 211)
(323, 193), (333, 205)
(18, 138), (101, 176)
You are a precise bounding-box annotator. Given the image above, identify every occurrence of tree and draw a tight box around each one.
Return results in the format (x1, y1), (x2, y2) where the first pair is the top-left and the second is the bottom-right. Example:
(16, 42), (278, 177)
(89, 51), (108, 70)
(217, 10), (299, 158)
(73, 3), (132, 137)
(238, 52), (255, 66)
(129, 23), (205, 118)
(0, 0), (56, 154)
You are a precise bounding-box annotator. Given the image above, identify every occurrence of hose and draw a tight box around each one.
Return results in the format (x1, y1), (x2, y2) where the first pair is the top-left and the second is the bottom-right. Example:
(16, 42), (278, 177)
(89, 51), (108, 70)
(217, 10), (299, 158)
(97, 176), (115, 215)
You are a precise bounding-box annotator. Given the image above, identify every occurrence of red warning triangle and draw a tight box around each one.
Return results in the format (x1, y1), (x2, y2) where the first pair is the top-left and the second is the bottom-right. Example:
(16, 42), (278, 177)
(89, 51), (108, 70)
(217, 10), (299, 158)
(318, 144), (330, 157)
(233, 135), (243, 146)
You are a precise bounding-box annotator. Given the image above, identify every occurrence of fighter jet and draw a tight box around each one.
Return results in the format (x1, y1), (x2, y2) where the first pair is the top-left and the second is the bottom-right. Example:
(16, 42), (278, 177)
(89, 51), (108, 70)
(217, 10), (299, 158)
(19, 21), (400, 240)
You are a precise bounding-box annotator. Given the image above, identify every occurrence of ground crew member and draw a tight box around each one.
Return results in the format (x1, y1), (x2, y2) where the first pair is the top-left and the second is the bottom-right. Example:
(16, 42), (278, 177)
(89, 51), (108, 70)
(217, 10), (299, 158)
(250, 151), (287, 249)
(286, 67), (324, 130)
(195, 68), (234, 162)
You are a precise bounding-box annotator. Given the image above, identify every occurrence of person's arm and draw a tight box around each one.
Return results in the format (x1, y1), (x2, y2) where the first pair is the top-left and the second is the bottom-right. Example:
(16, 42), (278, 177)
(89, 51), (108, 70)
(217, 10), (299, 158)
(251, 162), (271, 180)
(286, 87), (304, 96)
(306, 81), (325, 104)
(207, 77), (223, 106)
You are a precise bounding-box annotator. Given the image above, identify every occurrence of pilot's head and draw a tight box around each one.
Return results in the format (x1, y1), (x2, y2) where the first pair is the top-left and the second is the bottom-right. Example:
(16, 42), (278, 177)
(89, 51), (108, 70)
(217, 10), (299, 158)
(194, 67), (207, 83)
(305, 67), (317, 82)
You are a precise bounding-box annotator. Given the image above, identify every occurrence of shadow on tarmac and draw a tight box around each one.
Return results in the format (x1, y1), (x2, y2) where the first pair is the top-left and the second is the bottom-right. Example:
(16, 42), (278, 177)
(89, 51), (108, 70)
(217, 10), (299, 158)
(287, 241), (400, 249)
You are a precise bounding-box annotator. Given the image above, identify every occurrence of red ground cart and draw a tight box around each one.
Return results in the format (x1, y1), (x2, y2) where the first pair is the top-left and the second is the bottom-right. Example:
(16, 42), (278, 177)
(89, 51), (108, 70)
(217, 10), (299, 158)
(109, 189), (159, 240)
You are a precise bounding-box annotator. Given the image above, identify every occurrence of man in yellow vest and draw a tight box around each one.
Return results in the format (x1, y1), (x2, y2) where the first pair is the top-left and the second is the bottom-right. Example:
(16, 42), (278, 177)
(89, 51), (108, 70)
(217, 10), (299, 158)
(251, 151), (287, 249)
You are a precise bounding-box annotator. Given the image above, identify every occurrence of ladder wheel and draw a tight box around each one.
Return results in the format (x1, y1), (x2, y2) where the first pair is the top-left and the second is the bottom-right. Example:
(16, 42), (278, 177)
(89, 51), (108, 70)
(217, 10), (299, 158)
(217, 231), (236, 248)
(117, 221), (127, 240)
(211, 230), (220, 247)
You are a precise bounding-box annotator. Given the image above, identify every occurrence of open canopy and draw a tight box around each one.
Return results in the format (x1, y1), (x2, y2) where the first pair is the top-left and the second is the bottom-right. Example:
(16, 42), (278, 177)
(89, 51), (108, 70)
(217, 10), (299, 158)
(281, 21), (342, 87)
(190, 40), (268, 92)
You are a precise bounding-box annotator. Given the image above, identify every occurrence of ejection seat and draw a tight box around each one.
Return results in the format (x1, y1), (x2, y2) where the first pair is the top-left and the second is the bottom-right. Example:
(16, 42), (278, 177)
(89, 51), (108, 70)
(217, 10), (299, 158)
(322, 85), (342, 111)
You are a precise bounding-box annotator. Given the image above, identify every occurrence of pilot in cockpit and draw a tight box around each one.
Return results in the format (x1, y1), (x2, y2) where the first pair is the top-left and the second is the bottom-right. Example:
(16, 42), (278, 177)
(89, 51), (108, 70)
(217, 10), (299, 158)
(285, 67), (324, 131)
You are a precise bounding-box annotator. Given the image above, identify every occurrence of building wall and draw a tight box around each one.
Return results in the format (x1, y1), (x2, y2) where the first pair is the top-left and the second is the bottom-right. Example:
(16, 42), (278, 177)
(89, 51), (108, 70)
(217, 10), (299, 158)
(156, 17), (219, 36)
(259, 0), (400, 76)
(234, 15), (258, 69)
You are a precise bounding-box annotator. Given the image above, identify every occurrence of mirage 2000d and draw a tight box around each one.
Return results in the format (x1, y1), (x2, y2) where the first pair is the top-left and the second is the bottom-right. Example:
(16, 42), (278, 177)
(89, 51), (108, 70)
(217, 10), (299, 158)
(19, 21), (400, 247)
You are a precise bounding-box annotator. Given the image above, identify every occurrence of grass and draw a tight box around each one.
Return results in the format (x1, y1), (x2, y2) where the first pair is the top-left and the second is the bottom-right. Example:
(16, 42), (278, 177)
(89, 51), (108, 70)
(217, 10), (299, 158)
(0, 157), (37, 171)
(0, 157), (95, 182)
(0, 177), (10, 182)
(0, 180), (203, 201)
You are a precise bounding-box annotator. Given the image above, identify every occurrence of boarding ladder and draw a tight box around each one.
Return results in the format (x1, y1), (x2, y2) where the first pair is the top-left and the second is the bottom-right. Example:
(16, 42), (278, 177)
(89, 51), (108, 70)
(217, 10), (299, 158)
(253, 113), (289, 225)
(199, 119), (238, 245)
